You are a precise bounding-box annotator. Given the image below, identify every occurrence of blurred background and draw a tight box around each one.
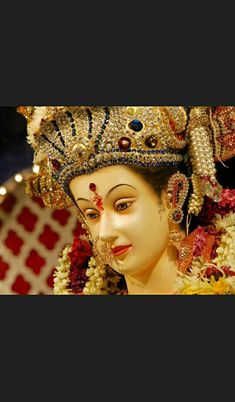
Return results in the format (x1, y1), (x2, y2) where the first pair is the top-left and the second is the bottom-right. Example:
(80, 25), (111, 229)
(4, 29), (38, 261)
(0, 107), (78, 295)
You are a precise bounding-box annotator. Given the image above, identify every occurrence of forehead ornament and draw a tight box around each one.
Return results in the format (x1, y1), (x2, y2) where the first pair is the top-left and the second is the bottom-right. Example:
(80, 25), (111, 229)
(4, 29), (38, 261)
(89, 183), (103, 212)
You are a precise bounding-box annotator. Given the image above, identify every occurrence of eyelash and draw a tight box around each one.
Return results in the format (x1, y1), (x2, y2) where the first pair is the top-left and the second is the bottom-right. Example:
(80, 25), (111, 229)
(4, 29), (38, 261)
(86, 212), (100, 220)
(115, 202), (132, 211)
(84, 200), (134, 220)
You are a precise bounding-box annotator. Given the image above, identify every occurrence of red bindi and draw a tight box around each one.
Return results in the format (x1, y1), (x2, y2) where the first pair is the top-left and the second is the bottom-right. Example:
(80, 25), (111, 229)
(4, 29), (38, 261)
(89, 183), (96, 192)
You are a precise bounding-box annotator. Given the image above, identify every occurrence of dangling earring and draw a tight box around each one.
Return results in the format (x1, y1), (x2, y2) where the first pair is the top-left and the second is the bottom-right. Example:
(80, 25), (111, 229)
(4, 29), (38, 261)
(168, 229), (184, 249)
(166, 172), (189, 249)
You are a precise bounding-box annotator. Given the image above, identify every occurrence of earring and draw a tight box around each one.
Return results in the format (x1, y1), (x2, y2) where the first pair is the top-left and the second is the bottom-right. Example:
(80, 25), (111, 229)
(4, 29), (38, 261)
(166, 172), (189, 249)
(166, 172), (189, 224)
(169, 229), (184, 248)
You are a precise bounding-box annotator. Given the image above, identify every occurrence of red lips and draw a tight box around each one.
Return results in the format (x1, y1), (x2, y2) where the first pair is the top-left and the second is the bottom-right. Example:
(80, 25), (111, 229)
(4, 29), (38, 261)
(111, 245), (132, 257)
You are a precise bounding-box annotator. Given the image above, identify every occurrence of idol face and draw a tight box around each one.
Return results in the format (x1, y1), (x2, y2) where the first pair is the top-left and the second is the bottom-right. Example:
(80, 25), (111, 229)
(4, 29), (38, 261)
(69, 165), (170, 276)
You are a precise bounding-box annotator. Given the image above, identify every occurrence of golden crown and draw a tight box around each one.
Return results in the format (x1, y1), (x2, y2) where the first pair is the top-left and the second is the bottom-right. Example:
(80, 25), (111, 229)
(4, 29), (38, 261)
(18, 106), (188, 196)
(18, 105), (235, 214)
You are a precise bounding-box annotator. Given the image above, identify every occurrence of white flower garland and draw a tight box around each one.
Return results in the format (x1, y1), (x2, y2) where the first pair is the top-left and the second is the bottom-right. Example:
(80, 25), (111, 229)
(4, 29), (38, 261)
(53, 242), (122, 295)
(212, 213), (235, 270)
(83, 257), (108, 295)
(53, 245), (72, 295)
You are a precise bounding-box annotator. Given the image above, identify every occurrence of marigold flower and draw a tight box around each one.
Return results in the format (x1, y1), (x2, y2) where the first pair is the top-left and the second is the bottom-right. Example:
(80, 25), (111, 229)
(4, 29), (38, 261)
(212, 278), (230, 294)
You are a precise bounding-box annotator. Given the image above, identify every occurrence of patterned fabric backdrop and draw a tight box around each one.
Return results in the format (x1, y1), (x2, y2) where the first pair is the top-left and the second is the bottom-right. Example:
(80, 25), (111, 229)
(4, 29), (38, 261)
(0, 172), (79, 295)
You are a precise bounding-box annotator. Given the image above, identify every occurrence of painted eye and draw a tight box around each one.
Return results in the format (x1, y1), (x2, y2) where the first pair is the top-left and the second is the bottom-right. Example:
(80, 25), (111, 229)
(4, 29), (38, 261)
(86, 211), (100, 220)
(116, 202), (132, 211)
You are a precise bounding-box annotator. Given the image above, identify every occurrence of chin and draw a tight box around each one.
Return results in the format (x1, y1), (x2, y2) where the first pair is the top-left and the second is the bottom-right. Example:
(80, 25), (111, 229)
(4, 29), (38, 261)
(111, 257), (142, 276)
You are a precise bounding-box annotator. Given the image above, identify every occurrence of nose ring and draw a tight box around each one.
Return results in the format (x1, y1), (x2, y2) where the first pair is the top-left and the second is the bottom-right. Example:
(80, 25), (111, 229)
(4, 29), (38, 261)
(93, 236), (113, 267)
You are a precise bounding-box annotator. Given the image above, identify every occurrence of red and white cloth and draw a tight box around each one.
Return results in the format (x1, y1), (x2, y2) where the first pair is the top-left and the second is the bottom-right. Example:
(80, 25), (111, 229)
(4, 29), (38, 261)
(0, 180), (79, 295)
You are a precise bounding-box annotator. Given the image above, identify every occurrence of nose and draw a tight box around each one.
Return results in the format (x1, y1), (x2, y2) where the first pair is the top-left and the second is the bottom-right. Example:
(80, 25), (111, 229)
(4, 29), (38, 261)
(98, 212), (118, 243)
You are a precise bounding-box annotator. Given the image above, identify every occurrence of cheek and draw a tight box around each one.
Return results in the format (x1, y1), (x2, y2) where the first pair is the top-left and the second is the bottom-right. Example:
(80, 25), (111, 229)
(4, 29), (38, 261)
(123, 204), (169, 246)
(125, 216), (169, 274)
(85, 222), (99, 239)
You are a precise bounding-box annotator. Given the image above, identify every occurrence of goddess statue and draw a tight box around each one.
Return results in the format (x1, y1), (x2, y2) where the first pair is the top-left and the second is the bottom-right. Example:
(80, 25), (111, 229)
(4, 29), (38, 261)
(18, 106), (235, 295)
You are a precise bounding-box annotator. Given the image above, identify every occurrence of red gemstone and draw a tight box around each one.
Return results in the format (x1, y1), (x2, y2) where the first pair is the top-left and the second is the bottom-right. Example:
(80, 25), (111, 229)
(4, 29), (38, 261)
(170, 120), (175, 132)
(89, 183), (96, 192)
(175, 212), (182, 220)
(118, 137), (131, 150)
(145, 135), (158, 148)
(51, 159), (61, 170)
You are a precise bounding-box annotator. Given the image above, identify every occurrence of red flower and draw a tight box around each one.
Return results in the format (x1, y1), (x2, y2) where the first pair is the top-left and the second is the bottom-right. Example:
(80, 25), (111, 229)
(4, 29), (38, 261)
(69, 268), (88, 294)
(219, 189), (235, 208)
(204, 265), (235, 279)
(68, 236), (93, 294)
(221, 266), (235, 277)
(193, 227), (207, 257)
(199, 189), (235, 225)
(68, 237), (92, 270)
(204, 266), (219, 278)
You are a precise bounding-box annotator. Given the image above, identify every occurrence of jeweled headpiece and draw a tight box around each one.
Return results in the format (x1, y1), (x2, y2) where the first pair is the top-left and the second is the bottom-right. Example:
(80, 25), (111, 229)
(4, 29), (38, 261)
(18, 106), (187, 206)
(18, 106), (235, 216)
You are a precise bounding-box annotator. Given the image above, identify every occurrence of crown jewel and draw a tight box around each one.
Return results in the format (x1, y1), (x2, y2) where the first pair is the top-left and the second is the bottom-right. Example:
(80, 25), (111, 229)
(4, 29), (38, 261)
(19, 106), (188, 195)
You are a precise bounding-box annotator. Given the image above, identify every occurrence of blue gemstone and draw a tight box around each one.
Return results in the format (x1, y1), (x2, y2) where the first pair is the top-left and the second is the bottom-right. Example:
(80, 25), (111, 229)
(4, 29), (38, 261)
(129, 119), (143, 132)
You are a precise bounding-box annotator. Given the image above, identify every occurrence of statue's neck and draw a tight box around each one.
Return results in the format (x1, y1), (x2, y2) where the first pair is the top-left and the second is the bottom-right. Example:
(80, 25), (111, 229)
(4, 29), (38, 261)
(124, 245), (178, 295)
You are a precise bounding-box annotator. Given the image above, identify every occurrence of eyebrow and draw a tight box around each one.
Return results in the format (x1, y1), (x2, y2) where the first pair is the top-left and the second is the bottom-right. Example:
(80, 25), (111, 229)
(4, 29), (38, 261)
(76, 184), (137, 202)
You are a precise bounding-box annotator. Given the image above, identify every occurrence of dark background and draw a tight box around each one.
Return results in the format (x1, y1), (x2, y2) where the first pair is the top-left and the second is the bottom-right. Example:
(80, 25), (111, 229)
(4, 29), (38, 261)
(0, 107), (33, 184)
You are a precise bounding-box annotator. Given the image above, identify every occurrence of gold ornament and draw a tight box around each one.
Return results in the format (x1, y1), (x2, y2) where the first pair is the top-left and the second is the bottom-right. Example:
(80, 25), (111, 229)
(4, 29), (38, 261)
(18, 106), (188, 197)
(166, 172), (189, 224)
(187, 106), (223, 212)
(169, 229), (184, 250)
(25, 163), (73, 209)
(19, 106), (235, 217)
(188, 174), (204, 216)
